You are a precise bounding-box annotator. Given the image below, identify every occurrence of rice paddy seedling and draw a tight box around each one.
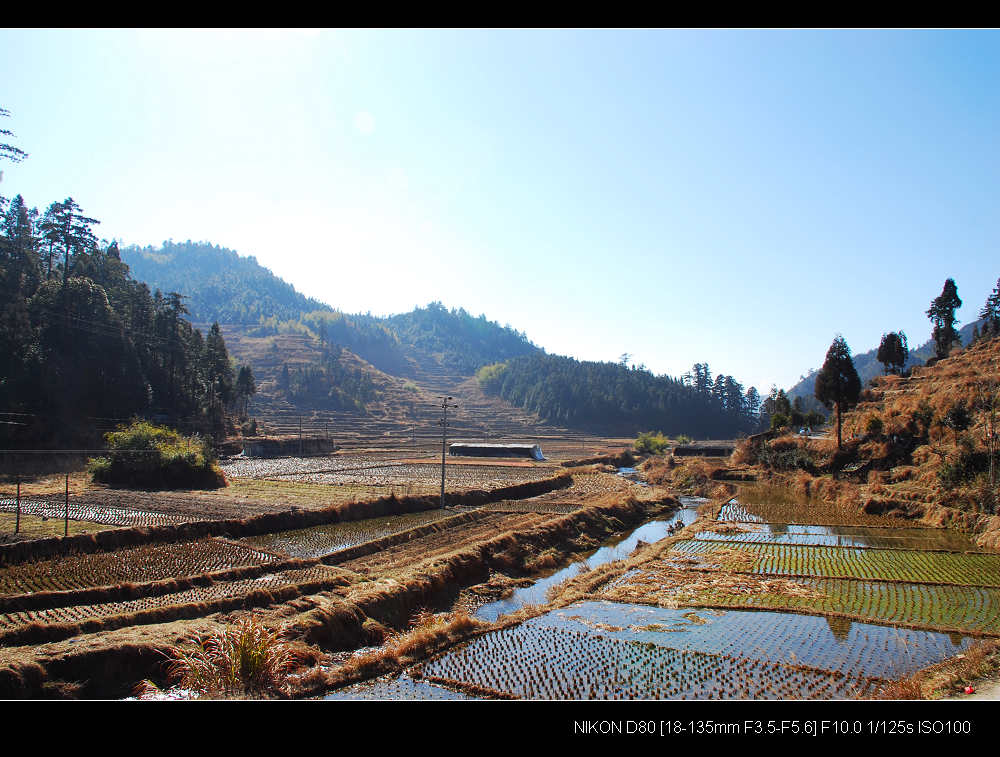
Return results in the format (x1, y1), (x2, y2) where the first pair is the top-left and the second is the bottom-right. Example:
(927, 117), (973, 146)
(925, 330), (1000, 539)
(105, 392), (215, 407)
(669, 540), (1000, 587)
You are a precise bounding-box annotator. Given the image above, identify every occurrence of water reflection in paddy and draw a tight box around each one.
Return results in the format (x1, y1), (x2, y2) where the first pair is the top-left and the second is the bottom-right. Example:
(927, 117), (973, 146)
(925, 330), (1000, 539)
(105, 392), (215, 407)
(474, 498), (701, 622)
(241, 509), (451, 559)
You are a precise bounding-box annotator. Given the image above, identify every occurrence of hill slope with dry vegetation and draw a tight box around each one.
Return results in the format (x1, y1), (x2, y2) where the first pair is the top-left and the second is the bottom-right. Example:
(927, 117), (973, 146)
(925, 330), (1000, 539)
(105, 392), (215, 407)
(733, 336), (1000, 548)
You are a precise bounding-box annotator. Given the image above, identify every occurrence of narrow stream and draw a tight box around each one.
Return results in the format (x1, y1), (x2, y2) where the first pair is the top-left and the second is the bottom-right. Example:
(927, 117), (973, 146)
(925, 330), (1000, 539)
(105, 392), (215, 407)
(473, 495), (702, 622)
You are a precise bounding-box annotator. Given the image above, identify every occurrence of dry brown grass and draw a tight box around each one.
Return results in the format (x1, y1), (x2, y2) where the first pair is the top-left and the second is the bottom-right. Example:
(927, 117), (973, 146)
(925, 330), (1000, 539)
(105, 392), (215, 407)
(154, 613), (304, 698)
(874, 638), (1000, 699)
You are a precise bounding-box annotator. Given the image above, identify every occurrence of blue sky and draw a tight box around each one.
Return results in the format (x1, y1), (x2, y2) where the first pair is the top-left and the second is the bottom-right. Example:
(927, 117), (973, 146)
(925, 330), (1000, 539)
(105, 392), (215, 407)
(2, 29), (998, 394)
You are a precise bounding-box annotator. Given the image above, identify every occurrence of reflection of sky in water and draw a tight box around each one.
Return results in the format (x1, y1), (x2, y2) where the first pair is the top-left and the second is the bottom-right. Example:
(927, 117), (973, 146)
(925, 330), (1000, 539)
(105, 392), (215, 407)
(324, 673), (478, 700)
(241, 509), (450, 558)
(520, 601), (973, 679)
(475, 499), (702, 622)
(695, 522), (979, 551)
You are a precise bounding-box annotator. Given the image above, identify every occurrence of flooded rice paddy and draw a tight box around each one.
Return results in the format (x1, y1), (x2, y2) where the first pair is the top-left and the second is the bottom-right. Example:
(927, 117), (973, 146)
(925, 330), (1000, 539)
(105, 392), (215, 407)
(240, 509), (453, 559)
(417, 603), (970, 699)
(474, 500), (700, 622)
(328, 490), (998, 700)
(0, 539), (278, 594)
(221, 455), (556, 490)
(694, 522), (982, 552)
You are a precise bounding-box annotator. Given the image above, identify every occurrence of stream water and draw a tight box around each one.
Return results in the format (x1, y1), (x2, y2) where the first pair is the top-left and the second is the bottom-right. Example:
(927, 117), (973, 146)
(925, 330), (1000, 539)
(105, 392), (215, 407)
(473, 496), (702, 622)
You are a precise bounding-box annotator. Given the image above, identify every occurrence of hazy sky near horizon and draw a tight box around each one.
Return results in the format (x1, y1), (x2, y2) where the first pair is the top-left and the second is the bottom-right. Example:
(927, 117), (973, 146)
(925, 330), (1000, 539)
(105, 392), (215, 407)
(2, 28), (998, 393)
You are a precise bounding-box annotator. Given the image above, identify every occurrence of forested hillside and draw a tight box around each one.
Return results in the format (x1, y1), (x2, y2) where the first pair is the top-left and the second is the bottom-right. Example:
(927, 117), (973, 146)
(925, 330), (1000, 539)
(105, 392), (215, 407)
(0, 197), (241, 446)
(477, 354), (760, 438)
(122, 241), (330, 324)
(387, 302), (539, 373)
(119, 240), (766, 437)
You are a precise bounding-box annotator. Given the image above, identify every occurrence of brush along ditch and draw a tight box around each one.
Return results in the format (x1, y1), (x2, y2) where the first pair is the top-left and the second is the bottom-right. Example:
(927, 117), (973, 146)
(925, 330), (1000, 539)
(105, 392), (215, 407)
(0, 473), (674, 699)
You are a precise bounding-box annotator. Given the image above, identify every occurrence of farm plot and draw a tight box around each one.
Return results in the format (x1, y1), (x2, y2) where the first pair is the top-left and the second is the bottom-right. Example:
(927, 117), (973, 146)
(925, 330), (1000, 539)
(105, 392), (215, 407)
(605, 567), (1000, 635)
(0, 496), (191, 528)
(693, 523), (982, 552)
(220, 454), (408, 479)
(0, 539), (279, 595)
(0, 565), (344, 634)
(240, 509), (454, 559)
(325, 673), (479, 700)
(334, 513), (559, 575)
(418, 599), (970, 699)
(718, 500), (920, 528)
(669, 540), (1000, 587)
(275, 463), (557, 490)
(472, 501), (582, 515)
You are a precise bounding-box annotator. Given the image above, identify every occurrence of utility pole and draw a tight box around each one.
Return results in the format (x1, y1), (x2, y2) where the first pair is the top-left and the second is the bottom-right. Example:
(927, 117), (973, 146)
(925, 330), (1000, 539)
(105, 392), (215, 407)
(15, 476), (20, 534)
(439, 396), (457, 507)
(64, 473), (69, 537)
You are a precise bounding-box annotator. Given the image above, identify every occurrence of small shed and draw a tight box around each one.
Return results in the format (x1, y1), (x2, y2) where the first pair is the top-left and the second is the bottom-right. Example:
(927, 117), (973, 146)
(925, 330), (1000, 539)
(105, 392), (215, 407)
(449, 442), (545, 461)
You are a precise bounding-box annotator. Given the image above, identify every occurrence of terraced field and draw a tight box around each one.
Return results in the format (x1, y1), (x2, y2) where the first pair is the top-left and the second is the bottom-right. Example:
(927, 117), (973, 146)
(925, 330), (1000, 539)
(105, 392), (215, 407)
(0, 496), (191, 527)
(693, 523), (983, 552)
(415, 602), (973, 699)
(616, 576), (1000, 635)
(0, 539), (279, 594)
(334, 512), (559, 574)
(669, 540), (1000, 586)
(717, 500), (917, 527)
(241, 509), (454, 558)
(0, 565), (344, 634)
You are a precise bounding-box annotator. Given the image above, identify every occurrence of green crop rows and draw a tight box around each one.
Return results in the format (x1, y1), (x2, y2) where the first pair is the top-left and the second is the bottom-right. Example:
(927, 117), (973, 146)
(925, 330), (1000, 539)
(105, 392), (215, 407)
(671, 577), (1000, 635)
(671, 540), (1000, 587)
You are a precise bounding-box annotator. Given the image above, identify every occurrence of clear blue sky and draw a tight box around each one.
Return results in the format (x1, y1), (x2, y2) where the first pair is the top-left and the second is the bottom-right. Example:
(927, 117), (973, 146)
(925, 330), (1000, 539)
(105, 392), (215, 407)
(2, 29), (998, 394)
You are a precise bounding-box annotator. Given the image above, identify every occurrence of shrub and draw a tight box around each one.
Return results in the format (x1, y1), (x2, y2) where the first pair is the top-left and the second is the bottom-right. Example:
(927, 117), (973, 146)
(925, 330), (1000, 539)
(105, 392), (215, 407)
(865, 415), (884, 437)
(89, 420), (226, 490)
(770, 412), (790, 431)
(938, 436), (991, 490)
(634, 431), (670, 455)
(164, 614), (300, 697)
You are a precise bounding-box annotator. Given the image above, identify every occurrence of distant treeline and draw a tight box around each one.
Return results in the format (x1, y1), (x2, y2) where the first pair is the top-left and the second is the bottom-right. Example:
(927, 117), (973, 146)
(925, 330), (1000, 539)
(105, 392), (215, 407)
(477, 355), (761, 438)
(0, 196), (240, 445)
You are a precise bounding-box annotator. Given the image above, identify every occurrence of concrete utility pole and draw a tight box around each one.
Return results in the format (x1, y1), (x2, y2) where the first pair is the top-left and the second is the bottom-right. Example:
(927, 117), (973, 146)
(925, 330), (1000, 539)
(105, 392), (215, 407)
(439, 396), (457, 507)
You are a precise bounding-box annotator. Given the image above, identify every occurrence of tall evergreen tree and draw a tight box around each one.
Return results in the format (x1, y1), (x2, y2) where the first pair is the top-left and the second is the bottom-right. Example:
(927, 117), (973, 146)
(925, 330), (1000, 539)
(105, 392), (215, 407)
(980, 278), (1000, 337)
(815, 335), (862, 450)
(0, 107), (28, 164)
(927, 278), (963, 359)
(876, 331), (908, 375)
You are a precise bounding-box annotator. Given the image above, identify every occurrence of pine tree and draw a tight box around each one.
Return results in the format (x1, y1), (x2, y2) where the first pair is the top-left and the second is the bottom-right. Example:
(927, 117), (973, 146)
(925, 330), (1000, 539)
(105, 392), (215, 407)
(927, 279), (963, 359)
(876, 331), (908, 375)
(0, 107), (28, 164)
(815, 335), (862, 450)
(980, 278), (1000, 337)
